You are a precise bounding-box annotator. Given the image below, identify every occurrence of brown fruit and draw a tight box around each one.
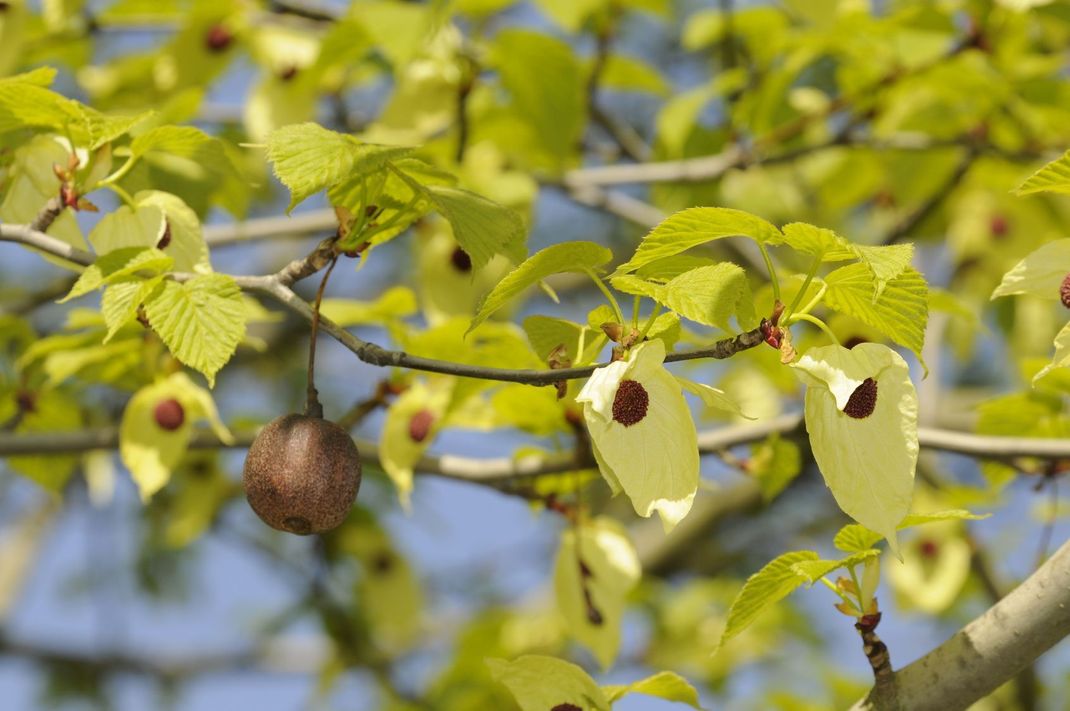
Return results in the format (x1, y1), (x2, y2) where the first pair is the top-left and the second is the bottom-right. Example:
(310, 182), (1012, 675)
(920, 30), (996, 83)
(242, 413), (361, 535)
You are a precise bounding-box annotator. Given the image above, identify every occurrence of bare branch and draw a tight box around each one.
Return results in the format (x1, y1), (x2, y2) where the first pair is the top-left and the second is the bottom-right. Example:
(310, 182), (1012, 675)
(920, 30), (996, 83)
(851, 537), (1070, 711)
(0, 223), (93, 267)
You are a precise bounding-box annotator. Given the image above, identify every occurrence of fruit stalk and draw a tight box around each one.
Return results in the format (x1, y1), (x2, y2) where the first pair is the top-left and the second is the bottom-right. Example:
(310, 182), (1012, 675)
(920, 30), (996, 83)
(305, 254), (339, 419)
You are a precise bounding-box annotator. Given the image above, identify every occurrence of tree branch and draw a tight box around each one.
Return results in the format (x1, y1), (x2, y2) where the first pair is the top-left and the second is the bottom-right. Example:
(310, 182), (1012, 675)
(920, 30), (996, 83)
(851, 536), (1070, 711)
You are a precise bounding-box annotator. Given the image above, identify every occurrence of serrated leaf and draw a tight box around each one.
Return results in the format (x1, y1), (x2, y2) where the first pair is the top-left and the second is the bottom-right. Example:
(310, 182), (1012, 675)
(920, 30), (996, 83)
(613, 262), (757, 331)
(1016, 149), (1070, 196)
(423, 185), (527, 270)
(850, 244), (915, 297)
(834, 509), (989, 553)
(824, 263), (928, 362)
(780, 222), (851, 259)
(783, 224), (915, 299)
(554, 517), (641, 670)
(143, 274), (246, 387)
(717, 550), (818, 650)
(0, 73), (82, 136)
(469, 242), (613, 333)
(265, 122), (410, 212)
(602, 671), (702, 708)
(791, 549), (881, 583)
(101, 277), (164, 343)
(61, 247), (172, 303)
(793, 344), (919, 556)
(616, 207), (783, 274)
(486, 655), (610, 711)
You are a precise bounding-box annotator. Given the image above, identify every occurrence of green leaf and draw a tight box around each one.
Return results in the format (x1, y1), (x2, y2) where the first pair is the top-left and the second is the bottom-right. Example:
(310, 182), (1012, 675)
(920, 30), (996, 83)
(101, 276), (165, 342)
(320, 286), (417, 326)
(133, 190), (210, 272)
(599, 53), (670, 96)
(717, 550), (818, 651)
(522, 315), (601, 365)
(0, 72), (81, 136)
(469, 242), (613, 333)
(824, 263), (928, 362)
(554, 517), (641, 669)
(486, 655), (610, 711)
(265, 122), (410, 212)
(791, 549), (881, 583)
(423, 185), (527, 270)
(780, 222), (851, 259)
(749, 434), (802, 501)
(1015, 149), (1070, 196)
(61, 247), (173, 303)
(87, 204), (167, 255)
(612, 262), (757, 331)
(494, 29), (586, 167)
(602, 671), (702, 708)
(534, 0), (606, 31)
(130, 125), (223, 163)
(616, 207), (783, 275)
(676, 376), (747, 417)
(850, 244), (915, 297)
(143, 274), (246, 387)
(834, 510), (989, 553)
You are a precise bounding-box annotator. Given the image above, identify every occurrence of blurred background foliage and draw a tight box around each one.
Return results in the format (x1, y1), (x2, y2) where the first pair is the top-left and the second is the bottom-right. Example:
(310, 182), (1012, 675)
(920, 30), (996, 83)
(2, 0), (1070, 709)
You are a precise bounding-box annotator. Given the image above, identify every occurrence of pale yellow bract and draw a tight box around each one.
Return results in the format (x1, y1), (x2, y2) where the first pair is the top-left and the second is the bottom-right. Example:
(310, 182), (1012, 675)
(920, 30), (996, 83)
(992, 238), (1070, 382)
(792, 343), (919, 556)
(576, 339), (699, 532)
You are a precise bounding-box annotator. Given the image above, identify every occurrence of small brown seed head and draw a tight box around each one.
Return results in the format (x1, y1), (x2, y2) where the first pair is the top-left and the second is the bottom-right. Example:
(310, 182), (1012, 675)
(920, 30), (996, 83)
(204, 24), (233, 52)
(449, 246), (472, 273)
(154, 398), (185, 431)
(919, 539), (939, 558)
(157, 221), (172, 249)
(408, 409), (434, 443)
(612, 379), (649, 427)
(1060, 273), (1070, 309)
(843, 377), (878, 419)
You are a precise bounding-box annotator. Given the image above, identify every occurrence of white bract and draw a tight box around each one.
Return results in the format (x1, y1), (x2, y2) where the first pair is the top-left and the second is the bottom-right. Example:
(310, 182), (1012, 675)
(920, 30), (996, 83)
(576, 339), (698, 532)
(792, 343), (918, 556)
(992, 239), (1070, 382)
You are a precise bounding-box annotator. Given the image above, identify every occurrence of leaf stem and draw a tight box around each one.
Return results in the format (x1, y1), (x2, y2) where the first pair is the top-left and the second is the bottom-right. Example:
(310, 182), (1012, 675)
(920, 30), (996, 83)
(638, 303), (664, 338)
(758, 243), (780, 303)
(106, 182), (136, 207)
(95, 154), (139, 190)
(791, 313), (840, 345)
(784, 254), (822, 320)
(585, 268), (626, 326)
